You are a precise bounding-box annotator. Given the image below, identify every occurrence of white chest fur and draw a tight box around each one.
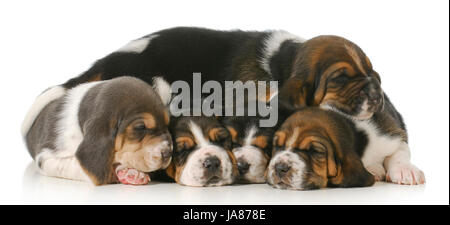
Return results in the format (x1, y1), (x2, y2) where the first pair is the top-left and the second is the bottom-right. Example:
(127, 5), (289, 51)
(356, 120), (403, 166)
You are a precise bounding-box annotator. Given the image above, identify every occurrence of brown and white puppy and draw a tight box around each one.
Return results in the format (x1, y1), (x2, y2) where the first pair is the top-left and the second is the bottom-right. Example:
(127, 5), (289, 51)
(267, 108), (375, 190)
(166, 116), (238, 187)
(22, 77), (172, 185)
(221, 116), (276, 183)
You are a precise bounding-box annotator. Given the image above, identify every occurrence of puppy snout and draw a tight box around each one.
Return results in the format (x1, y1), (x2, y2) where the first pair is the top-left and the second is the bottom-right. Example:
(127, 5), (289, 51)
(361, 84), (382, 110)
(237, 159), (250, 175)
(275, 162), (290, 178)
(203, 156), (221, 172)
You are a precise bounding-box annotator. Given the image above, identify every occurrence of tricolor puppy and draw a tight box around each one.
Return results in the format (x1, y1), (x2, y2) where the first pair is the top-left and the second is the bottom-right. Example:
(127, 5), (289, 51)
(222, 116), (276, 183)
(267, 108), (375, 190)
(22, 77), (172, 185)
(166, 116), (238, 187)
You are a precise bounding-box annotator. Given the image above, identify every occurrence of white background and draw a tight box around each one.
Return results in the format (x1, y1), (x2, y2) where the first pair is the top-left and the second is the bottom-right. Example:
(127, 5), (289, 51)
(0, 0), (448, 204)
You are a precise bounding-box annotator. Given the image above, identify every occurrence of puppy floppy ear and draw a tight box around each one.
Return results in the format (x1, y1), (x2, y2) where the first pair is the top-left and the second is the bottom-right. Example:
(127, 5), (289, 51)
(279, 77), (313, 110)
(371, 71), (381, 84)
(165, 162), (176, 180)
(75, 116), (117, 185)
(329, 149), (375, 188)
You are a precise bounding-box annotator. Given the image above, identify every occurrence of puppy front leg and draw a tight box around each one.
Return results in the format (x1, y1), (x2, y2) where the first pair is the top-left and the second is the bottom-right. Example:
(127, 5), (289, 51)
(384, 142), (425, 185)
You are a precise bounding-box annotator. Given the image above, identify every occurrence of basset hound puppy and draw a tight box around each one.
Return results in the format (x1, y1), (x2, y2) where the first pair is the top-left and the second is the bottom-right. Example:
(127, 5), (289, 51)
(166, 116), (239, 187)
(267, 107), (375, 190)
(22, 77), (172, 185)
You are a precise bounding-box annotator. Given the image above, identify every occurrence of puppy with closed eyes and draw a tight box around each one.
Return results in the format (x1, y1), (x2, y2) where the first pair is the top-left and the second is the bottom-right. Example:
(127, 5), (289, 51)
(22, 77), (172, 185)
(166, 116), (239, 187)
(222, 116), (276, 183)
(267, 107), (375, 190)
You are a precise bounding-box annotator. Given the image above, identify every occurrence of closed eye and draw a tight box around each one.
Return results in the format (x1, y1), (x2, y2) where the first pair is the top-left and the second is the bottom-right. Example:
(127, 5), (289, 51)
(332, 74), (349, 84)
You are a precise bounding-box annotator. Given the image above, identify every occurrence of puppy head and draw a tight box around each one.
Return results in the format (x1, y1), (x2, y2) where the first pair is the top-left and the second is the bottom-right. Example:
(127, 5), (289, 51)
(166, 116), (238, 187)
(280, 35), (383, 120)
(76, 77), (172, 185)
(267, 108), (374, 190)
(113, 112), (172, 173)
(222, 116), (274, 183)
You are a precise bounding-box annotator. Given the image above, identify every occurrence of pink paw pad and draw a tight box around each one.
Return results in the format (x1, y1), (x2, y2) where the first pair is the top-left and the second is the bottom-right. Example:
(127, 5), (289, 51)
(116, 167), (150, 185)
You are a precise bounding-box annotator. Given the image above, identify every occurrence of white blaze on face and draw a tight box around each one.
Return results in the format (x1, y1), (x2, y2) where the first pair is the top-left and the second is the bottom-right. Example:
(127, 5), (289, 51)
(178, 121), (233, 187)
(233, 126), (268, 183)
(267, 150), (306, 190)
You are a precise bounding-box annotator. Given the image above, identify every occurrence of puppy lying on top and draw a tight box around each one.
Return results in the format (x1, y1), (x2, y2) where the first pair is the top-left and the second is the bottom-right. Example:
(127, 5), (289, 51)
(166, 116), (239, 187)
(267, 107), (376, 190)
(22, 77), (172, 185)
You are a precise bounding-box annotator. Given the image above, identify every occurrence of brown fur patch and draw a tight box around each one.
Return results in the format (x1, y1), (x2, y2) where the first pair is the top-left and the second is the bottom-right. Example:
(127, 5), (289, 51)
(88, 73), (102, 82)
(141, 113), (156, 129)
(274, 131), (287, 147)
(365, 56), (373, 69)
(226, 149), (239, 178)
(345, 44), (367, 75)
(176, 136), (195, 150)
(165, 162), (176, 179)
(226, 126), (238, 143)
(163, 111), (170, 125)
(208, 127), (224, 142)
(251, 136), (268, 149)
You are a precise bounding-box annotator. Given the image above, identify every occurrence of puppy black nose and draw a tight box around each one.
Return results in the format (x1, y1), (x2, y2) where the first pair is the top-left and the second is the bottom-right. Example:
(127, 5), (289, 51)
(203, 156), (221, 172)
(237, 160), (250, 175)
(367, 91), (381, 103)
(275, 163), (290, 178)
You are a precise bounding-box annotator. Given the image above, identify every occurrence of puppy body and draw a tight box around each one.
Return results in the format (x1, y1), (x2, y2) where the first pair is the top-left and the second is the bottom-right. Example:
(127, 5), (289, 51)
(341, 97), (424, 185)
(167, 116), (238, 187)
(23, 77), (172, 185)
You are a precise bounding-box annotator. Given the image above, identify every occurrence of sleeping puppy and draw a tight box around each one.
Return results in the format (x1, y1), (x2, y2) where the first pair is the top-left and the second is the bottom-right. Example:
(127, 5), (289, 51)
(221, 116), (276, 183)
(267, 108), (376, 190)
(166, 116), (239, 187)
(22, 77), (172, 185)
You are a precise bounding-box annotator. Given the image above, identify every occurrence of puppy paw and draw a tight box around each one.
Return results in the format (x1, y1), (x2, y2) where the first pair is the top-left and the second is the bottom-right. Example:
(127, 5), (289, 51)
(116, 167), (150, 185)
(386, 163), (425, 185)
(365, 164), (386, 181)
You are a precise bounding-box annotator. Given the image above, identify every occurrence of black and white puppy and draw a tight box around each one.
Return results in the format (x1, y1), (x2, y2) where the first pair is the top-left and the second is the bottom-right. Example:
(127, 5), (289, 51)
(22, 77), (173, 185)
(166, 116), (239, 187)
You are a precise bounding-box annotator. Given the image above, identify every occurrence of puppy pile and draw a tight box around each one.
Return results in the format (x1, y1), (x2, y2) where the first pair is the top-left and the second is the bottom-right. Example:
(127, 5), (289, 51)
(22, 27), (425, 190)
